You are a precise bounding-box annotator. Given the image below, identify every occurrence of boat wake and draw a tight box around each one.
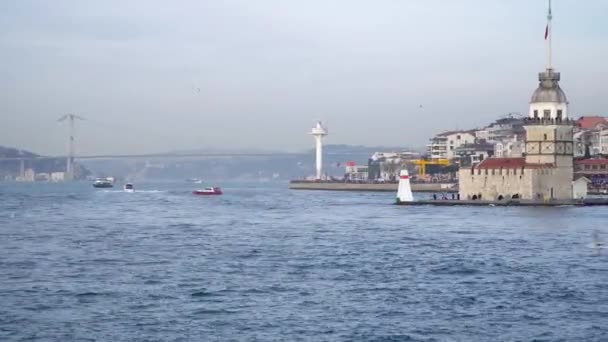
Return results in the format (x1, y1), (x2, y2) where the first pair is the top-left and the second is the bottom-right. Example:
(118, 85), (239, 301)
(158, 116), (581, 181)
(98, 190), (167, 193)
(588, 231), (606, 254)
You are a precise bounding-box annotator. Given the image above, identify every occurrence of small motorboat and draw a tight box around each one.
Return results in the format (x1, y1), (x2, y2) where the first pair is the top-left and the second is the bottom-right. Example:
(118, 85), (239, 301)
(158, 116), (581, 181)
(93, 178), (113, 188)
(123, 183), (134, 193)
(192, 187), (223, 195)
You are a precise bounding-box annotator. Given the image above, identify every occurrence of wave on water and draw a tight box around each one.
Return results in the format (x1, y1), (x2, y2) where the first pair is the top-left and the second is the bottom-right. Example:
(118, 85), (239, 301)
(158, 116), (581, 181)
(192, 308), (236, 315)
(191, 288), (233, 298)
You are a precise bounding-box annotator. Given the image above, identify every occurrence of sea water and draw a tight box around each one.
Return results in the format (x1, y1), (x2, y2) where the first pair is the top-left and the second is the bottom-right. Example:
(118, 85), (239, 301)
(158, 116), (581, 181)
(0, 182), (607, 341)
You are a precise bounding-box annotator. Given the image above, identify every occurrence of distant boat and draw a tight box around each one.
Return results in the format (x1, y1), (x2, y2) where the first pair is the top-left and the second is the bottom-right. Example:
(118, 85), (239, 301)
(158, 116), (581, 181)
(192, 187), (222, 196)
(186, 178), (203, 184)
(93, 178), (113, 188)
(123, 183), (134, 193)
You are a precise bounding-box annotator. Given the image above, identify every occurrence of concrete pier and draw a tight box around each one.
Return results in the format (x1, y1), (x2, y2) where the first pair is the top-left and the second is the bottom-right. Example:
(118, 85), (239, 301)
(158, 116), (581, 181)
(289, 181), (457, 193)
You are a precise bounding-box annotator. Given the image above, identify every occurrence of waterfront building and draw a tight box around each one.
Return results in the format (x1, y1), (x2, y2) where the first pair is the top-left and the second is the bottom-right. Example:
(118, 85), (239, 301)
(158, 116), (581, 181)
(51, 172), (66, 182)
(368, 151), (420, 180)
(570, 116), (608, 157)
(474, 129), (489, 142)
(16, 168), (35, 182)
(575, 159), (608, 180)
(573, 126), (605, 157)
(494, 134), (525, 158)
(35, 173), (50, 181)
(427, 130), (476, 160)
(454, 142), (495, 167)
(485, 115), (526, 143)
(600, 130), (608, 155)
(370, 151), (420, 161)
(344, 162), (369, 181)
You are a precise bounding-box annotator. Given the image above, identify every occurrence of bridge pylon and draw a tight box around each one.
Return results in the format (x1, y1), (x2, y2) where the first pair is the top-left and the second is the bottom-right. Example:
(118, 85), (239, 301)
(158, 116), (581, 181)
(57, 114), (84, 180)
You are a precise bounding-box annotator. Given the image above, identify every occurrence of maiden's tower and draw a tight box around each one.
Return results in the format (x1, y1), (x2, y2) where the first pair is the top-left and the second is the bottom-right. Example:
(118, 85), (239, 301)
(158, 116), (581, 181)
(458, 1), (581, 201)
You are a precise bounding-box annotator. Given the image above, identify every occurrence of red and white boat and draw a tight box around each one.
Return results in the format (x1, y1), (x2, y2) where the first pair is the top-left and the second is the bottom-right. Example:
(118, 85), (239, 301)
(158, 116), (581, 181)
(192, 187), (223, 195)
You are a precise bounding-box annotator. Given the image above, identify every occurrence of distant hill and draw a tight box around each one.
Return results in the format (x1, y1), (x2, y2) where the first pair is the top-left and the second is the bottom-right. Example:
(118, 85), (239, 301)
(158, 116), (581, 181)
(168, 147), (291, 155)
(170, 144), (424, 156)
(313, 144), (424, 155)
(0, 145), (91, 180)
(0, 146), (38, 158)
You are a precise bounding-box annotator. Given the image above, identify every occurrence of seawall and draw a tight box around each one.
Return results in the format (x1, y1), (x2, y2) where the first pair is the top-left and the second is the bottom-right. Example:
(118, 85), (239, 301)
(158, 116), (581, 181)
(289, 181), (457, 193)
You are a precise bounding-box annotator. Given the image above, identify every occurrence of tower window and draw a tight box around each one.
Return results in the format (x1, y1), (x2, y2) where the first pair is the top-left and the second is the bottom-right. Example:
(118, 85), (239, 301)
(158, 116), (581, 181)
(544, 133), (548, 140)
(533, 110), (539, 118)
(543, 110), (551, 119)
(557, 110), (563, 119)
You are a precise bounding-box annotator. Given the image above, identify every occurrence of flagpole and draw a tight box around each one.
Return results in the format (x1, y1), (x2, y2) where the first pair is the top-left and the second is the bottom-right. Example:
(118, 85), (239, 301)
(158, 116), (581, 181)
(547, 0), (552, 70)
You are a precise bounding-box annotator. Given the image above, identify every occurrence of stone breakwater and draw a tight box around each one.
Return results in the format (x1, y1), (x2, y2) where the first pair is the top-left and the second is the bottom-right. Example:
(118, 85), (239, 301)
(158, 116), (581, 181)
(395, 198), (608, 206)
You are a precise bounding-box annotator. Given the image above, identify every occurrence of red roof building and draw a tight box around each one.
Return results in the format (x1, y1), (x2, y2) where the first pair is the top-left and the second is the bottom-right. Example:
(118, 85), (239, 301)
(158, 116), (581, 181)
(575, 159), (608, 175)
(576, 158), (608, 166)
(577, 116), (608, 130)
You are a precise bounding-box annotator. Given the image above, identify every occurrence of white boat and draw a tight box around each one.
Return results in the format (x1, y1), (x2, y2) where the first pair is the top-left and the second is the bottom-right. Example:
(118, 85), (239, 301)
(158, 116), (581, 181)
(192, 187), (222, 196)
(93, 178), (113, 188)
(123, 183), (134, 192)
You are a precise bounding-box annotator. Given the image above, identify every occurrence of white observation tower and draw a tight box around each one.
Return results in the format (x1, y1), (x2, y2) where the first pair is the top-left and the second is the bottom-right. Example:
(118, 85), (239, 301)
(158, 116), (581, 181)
(310, 121), (328, 180)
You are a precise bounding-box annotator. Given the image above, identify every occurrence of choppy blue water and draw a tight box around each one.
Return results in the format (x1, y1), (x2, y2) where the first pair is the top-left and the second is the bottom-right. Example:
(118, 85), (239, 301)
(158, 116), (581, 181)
(1, 182), (607, 341)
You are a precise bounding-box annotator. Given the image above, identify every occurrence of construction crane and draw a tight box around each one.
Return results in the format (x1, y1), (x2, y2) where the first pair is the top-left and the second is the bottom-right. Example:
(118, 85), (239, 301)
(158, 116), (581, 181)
(57, 114), (85, 180)
(412, 159), (451, 176)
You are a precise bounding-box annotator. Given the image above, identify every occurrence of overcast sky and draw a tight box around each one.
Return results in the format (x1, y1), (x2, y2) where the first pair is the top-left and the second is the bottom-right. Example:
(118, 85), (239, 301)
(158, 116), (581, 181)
(1, 0), (607, 155)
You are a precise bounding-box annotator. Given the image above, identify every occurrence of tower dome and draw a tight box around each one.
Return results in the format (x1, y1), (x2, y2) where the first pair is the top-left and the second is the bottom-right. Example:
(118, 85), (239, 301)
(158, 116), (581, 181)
(528, 69), (569, 120)
(530, 69), (568, 104)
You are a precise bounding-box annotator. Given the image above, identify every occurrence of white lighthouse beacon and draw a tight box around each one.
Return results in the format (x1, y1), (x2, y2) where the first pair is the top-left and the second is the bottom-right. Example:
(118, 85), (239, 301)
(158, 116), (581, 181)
(310, 121), (328, 180)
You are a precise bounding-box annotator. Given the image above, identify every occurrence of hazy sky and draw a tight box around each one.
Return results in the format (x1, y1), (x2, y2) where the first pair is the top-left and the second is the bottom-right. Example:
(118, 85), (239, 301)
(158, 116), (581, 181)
(1, 0), (607, 155)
